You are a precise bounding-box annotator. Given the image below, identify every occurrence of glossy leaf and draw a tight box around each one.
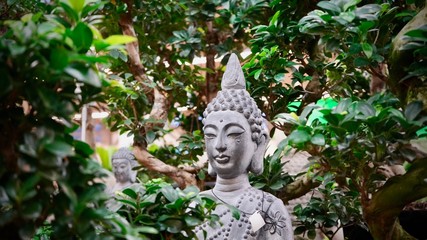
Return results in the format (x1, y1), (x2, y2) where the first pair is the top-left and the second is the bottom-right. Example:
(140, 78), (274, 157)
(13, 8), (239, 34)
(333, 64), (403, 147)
(404, 101), (423, 121)
(122, 188), (138, 199)
(362, 43), (373, 58)
(160, 185), (179, 202)
(44, 140), (74, 157)
(104, 35), (137, 45)
(50, 48), (69, 70)
(185, 216), (202, 226)
(288, 129), (311, 144)
(65, 66), (101, 87)
(311, 134), (326, 146)
(70, 22), (93, 52)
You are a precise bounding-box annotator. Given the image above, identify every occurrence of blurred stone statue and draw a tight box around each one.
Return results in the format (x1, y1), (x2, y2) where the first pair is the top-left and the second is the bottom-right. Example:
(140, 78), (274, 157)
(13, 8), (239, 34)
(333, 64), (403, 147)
(195, 54), (293, 239)
(108, 147), (139, 194)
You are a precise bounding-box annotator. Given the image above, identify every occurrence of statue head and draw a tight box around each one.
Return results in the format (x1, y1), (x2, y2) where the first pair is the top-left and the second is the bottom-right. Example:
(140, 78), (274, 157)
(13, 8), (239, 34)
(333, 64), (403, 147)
(202, 53), (268, 178)
(111, 148), (138, 185)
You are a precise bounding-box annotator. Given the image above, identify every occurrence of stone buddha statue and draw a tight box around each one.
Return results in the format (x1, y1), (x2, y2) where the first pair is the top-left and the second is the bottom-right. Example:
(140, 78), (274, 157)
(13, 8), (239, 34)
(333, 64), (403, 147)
(108, 147), (139, 194)
(195, 54), (293, 240)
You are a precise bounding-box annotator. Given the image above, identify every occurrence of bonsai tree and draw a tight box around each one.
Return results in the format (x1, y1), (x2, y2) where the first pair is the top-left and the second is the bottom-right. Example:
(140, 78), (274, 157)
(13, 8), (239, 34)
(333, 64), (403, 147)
(242, 0), (427, 238)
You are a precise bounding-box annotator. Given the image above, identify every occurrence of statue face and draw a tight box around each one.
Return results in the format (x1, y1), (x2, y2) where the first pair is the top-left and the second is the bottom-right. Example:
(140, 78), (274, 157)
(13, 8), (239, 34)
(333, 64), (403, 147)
(112, 158), (131, 183)
(204, 110), (256, 179)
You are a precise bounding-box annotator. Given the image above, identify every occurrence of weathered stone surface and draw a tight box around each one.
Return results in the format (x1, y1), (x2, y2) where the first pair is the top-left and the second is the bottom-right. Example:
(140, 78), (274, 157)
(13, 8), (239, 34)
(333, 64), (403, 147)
(197, 53), (293, 239)
(107, 147), (139, 194)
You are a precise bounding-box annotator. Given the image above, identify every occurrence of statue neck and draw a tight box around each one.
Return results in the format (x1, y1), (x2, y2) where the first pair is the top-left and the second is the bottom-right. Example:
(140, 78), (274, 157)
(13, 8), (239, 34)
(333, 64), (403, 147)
(214, 174), (250, 192)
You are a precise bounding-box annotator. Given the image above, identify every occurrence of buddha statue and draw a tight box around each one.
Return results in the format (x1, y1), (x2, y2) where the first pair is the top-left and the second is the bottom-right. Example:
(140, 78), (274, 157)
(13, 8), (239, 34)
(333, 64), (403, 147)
(195, 54), (293, 239)
(108, 147), (139, 194)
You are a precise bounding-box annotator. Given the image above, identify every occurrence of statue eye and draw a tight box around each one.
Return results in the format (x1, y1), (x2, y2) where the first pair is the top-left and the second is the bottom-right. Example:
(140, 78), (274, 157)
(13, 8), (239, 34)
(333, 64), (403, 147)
(226, 126), (245, 138)
(227, 132), (243, 138)
(205, 133), (217, 139)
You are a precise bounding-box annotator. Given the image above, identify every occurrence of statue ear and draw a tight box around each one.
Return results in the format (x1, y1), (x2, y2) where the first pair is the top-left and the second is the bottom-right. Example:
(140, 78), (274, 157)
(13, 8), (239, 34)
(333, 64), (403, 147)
(130, 168), (138, 183)
(208, 161), (217, 176)
(249, 134), (268, 175)
(130, 161), (138, 182)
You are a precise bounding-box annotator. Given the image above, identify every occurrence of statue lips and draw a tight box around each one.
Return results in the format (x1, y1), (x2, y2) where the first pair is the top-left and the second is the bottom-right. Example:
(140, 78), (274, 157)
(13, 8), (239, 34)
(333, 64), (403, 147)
(214, 154), (230, 164)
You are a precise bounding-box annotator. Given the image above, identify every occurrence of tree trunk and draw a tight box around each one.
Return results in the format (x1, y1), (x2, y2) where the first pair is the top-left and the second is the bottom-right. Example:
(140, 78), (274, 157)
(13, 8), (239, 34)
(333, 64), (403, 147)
(118, 0), (199, 188)
(205, 21), (219, 103)
(364, 157), (427, 239)
(389, 1), (427, 106)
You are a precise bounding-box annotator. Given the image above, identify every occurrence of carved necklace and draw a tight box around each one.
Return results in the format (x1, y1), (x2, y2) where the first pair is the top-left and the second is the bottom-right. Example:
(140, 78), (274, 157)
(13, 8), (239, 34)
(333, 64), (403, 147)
(210, 187), (265, 215)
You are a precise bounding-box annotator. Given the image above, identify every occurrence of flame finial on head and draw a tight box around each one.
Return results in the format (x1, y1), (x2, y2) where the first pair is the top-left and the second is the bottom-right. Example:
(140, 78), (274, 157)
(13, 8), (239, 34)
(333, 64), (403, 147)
(221, 53), (246, 90)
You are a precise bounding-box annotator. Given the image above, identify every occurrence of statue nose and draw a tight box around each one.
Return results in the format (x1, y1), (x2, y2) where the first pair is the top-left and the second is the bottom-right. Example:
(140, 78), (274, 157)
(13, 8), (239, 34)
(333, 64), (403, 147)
(215, 135), (227, 152)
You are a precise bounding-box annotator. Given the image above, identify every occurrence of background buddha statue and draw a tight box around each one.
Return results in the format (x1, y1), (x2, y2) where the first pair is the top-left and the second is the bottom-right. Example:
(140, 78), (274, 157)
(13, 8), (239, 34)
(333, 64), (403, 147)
(195, 54), (293, 240)
(108, 147), (139, 194)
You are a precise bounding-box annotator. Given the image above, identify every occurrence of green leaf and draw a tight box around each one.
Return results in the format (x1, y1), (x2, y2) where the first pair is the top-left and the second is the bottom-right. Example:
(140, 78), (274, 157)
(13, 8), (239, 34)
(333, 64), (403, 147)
(104, 35), (137, 45)
(70, 22), (93, 52)
(21, 175), (41, 200)
(74, 140), (94, 156)
(59, 2), (79, 22)
(60, 182), (78, 204)
(165, 219), (184, 233)
(274, 73), (285, 82)
(93, 39), (109, 51)
(353, 57), (370, 67)
(44, 140), (74, 157)
(294, 226), (307, 235)
(311, 134), (325, 146)
(358, 21), (375, 34)
(197, 170), (205, 180)
(160, 185), (179, 202)
(317, 1), (341, 14)
(135, 226), (159, 235)
(343, 0), (362, 11)
(65, 0), (85, 13)
(50, 48), (69, 70)
(270, 181), (284, 190)
(308, 229), (317, 239)
(356, 101), (375, 117)
(184, 215), (202, 226)
(254, 69), (262, 80)
(229, 205), (240, 220)
(405, 101), (423, 121)
(333, 98), (352, 114)
(146, 131), (156, 144)
(65, 66), (101, 87)
(7, 0), (19, 5)
(122, 188), (138, 199)
(288, 130), (311, 144)
(269, 11), (281, 26)
(8, 44), (26, 56)
(362, 43), (373, 58)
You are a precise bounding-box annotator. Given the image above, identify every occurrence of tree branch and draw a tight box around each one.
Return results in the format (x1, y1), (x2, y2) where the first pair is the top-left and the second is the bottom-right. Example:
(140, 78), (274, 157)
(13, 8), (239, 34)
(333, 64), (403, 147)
(364, 157), (427, 239)
(118, 0), (153, 96)
(279, 171), (322, 203)
(133, 147), (197, 188)
(117, 0), (197, 187)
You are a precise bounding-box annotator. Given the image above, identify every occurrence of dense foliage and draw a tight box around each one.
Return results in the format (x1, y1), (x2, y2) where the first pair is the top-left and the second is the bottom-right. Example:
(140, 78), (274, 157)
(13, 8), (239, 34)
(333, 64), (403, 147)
(243, 0), (427, 238)
(0, 1), (135, 238)
(110, 179), (218, 240)
(1, 0), (427, 239)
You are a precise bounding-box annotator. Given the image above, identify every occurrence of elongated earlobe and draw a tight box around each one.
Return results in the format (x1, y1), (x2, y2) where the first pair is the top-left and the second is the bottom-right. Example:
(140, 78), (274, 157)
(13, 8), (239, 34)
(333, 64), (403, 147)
(249, 134), (268, 175)
(130, 161), (138, 182)
(208, 162), (217, 176)
(130, 170), (137, 182)
(250, 156), (263, 175)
